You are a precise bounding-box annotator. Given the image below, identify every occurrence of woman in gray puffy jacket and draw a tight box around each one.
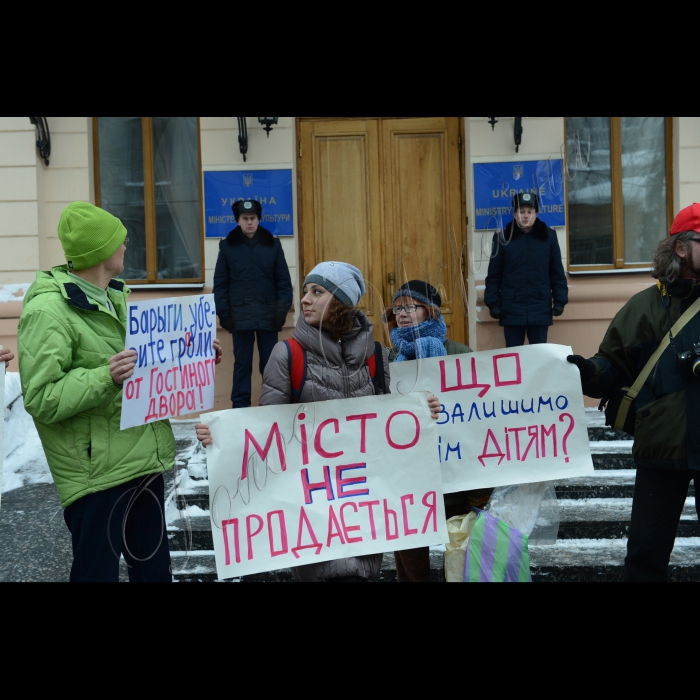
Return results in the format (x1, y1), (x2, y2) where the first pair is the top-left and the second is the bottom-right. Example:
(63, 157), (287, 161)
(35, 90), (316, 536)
(261, 262), (389, 582)
(198, 261), (440, 582)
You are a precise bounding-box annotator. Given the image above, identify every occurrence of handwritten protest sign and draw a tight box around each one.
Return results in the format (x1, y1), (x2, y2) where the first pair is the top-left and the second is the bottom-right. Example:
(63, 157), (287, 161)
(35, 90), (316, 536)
(390, 344), (594, 493)
(204, 392), (447, 580)
(121, 295), (217, 430)
(0, 347), (5, 512)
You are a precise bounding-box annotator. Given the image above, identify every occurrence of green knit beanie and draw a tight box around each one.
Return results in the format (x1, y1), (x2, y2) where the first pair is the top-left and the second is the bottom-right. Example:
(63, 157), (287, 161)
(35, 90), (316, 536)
(58, 202), (128, 271)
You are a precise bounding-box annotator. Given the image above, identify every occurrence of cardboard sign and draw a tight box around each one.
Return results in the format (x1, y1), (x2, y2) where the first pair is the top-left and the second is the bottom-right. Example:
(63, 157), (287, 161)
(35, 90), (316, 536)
(0, 347), (5, 513)
(390, 345), (594, 493)
(121, 295), (217, 430)
(203, 392), (448, 580)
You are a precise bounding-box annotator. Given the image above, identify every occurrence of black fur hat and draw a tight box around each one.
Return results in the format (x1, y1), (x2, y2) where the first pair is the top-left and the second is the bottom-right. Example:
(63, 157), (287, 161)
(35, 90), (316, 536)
(512, 192), (540, 212)
(233, 200), (263, 221)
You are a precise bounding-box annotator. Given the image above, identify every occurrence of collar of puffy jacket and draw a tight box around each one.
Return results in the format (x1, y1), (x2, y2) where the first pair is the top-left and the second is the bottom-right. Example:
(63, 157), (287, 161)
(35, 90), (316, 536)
(293, 310), (375, 369)
(24, 266), (129, 314)
(503, 218), (550, 241)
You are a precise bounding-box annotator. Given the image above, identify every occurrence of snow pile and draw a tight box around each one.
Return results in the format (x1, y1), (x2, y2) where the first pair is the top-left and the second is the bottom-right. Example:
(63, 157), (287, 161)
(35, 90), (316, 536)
(0, 284), (31, 304)
(2, 373), (52, 493)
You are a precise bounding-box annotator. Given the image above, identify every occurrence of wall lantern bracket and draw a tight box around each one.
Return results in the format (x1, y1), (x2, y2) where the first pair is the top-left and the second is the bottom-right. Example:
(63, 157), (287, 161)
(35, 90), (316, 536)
(484, 117), (524, 153)
(29, 117), (51, 166)
(258, 117), (279, 137)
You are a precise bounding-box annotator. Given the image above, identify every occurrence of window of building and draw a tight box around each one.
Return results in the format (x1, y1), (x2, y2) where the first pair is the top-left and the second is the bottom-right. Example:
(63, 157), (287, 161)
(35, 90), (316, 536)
(565, 117), (673, 271)
(93, 117), (204, 285)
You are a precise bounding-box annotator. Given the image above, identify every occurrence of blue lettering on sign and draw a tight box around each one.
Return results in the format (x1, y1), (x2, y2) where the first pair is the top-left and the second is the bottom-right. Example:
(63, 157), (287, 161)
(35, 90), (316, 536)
(474, 160), (566, 231)
(204, 170), (294, 238)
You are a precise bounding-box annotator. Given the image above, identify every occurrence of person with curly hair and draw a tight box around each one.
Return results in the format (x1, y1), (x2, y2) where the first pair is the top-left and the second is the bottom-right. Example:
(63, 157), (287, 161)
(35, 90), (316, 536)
(388, 280), (491, 583)
(198, 262), (441, 582)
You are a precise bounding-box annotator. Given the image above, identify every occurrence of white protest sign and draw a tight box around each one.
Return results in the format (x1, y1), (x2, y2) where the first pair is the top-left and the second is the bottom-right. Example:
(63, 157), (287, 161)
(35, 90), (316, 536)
(390, 344), (594, 493)
(204, 392), (448, 580)
(121, 295), (217, 430)
(0, 347), (5, 513)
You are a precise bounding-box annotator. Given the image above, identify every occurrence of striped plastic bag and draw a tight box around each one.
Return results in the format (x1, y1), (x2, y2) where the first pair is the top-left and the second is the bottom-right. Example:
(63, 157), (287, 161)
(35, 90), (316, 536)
(464, 510), (532, 583)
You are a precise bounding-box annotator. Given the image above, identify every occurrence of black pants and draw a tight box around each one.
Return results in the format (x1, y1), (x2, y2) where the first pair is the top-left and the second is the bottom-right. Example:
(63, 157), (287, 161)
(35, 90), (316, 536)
(504, 326), (549, 348)
(625, 467), (699, 582)
(63, 474), (172, 583)
(231, 330), (279, 408)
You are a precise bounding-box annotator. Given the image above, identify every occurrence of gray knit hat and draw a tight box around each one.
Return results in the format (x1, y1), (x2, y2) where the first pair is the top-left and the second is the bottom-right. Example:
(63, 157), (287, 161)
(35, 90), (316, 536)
(304, 262), (366, 307)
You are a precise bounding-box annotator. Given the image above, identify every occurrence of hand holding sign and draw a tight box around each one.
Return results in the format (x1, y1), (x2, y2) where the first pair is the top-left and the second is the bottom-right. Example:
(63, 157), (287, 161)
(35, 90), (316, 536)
(110, 350), (137, 386)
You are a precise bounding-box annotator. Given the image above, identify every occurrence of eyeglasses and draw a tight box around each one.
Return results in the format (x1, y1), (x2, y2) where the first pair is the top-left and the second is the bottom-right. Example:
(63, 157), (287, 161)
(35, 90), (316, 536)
(392, 304), (425, 315)
(689, 238), (700, 245)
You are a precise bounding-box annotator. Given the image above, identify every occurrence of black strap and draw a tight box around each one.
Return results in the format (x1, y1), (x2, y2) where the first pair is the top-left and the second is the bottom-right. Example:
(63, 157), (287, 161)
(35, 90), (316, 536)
(373, 342), (387, 395)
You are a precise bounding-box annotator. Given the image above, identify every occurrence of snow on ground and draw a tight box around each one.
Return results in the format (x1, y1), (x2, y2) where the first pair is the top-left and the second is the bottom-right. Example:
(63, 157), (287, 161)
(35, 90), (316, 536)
(0, 284), (31, 304)
(2, 373), (52, 493)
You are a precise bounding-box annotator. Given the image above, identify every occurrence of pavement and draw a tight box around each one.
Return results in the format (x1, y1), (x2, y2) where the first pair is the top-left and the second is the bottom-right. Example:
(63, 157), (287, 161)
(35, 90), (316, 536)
(0, 483), (134, 583)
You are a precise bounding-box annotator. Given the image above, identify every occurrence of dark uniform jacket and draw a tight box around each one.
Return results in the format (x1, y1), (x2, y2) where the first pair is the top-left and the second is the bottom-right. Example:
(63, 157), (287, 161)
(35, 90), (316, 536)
(214, 226), (294, 333)
(485, 219), (569, 327)
(584, 279), (700, 471)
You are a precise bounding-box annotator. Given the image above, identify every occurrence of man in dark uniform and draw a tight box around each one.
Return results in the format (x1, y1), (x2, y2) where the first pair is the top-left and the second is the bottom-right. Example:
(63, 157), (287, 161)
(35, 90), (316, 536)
(485, 193), (569, 348)
(214, 200), (293, 408)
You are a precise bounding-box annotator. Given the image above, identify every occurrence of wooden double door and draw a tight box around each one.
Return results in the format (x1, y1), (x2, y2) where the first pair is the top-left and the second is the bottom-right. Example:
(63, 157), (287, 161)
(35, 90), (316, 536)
(299, 117), (468, 345)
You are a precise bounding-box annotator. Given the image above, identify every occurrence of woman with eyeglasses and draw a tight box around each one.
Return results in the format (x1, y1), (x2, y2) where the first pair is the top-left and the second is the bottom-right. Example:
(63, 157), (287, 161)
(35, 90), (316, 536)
(388, 281), (491, 583)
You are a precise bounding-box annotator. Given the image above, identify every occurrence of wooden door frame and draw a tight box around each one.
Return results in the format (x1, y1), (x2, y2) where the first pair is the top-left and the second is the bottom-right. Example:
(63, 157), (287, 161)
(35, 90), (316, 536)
(295, 117), (468, 294)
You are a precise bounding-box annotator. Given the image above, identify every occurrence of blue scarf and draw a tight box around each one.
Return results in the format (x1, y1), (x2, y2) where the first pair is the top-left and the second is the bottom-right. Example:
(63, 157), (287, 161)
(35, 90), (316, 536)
(391, 317), (448, 362)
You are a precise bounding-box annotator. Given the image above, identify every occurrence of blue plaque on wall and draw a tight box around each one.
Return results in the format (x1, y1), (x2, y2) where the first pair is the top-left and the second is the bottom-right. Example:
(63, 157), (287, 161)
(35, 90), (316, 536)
(204, 169), (294, 238)
(474, 160), (566, 231)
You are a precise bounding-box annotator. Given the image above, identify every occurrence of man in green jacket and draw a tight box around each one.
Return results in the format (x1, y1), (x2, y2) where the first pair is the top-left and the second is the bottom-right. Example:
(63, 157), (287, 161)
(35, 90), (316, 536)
(19, 203), (180, 583)
(568, 203), (700, 582)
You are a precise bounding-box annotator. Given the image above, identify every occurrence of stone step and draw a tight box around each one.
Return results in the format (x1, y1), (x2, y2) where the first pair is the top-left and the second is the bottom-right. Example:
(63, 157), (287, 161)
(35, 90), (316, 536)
(556, 472), (695, 500)
(588, 427), (631, 442)
(556, 498), (699, 540)
(168, 514), (213, 552)
(172, 540), (700, 583)
(530, 538), (700, 583)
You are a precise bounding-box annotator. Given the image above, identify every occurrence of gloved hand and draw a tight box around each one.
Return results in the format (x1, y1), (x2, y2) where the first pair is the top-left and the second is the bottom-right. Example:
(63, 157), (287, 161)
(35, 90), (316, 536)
(567, 355), (595, 383)
(490, 307), (502, 320)
(553, 306), (565, 317)
(219, 316), (234, 334)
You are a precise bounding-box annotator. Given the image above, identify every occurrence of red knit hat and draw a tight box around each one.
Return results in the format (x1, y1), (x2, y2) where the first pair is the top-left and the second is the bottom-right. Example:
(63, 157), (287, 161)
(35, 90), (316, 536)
(670, 203), (700, 236)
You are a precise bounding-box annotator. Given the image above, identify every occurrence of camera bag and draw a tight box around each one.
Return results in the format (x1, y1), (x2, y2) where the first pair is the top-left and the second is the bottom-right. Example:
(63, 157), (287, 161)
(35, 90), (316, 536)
(603, 294), (700, 435)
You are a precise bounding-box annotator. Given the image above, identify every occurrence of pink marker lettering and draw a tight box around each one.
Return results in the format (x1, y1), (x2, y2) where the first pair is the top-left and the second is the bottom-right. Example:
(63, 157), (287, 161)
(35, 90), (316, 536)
(346, 413), (379, 454)
(314, 419), (344, 460)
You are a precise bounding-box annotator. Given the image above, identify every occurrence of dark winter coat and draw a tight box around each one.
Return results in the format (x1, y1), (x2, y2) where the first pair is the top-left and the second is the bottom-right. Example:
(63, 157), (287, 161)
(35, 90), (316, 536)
(485, 219), (569, 327)
(214, 226), (294, 333)
(583, 279), (700, 472)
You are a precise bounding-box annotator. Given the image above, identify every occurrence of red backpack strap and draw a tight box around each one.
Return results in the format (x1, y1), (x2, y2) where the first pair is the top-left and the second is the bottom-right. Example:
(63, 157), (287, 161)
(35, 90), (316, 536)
(367, 351), (377, 381)
(285, 339), (308, 404)
(367, 342), (388, 394)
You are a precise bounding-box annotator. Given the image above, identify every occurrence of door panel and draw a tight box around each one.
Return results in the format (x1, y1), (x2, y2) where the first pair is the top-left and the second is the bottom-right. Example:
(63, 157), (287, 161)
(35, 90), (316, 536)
(381, 118), (467, 344)
(299, 117), (467, 345)
(300, 120), (383, 319)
